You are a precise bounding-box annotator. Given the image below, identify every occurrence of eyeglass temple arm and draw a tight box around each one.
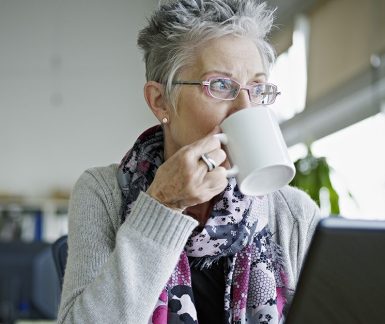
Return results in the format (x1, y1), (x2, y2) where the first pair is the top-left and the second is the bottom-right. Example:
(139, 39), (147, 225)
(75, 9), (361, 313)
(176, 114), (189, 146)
(260, 91), (281, 95)
(172, 81), (207, 85)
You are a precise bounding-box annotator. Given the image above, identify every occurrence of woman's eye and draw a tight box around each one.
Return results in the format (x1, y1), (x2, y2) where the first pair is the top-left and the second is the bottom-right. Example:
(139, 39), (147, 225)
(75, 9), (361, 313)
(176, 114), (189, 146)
(251, 86), (262, 96)
(251, 84), (265, 96)
(210, 79), (232, 91)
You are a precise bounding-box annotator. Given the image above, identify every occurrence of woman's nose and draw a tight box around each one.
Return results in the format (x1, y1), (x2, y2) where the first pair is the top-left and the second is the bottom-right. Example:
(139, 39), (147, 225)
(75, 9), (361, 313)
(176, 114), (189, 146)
(230, 88), (253, 112)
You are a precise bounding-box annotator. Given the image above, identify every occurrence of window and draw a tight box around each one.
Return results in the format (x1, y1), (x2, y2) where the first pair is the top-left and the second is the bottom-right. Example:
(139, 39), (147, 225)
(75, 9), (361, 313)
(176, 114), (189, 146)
(309, 113), (385, 219)
(270, 15), (309, 123)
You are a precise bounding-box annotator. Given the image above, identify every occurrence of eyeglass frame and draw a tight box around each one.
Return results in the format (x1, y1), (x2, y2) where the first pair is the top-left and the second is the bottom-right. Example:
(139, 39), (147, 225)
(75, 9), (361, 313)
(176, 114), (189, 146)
(172, 77), (281, 105)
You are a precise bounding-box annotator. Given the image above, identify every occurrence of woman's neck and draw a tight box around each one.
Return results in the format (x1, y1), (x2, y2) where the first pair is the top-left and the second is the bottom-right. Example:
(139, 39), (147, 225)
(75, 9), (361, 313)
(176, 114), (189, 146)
(163, 129), (179, 161)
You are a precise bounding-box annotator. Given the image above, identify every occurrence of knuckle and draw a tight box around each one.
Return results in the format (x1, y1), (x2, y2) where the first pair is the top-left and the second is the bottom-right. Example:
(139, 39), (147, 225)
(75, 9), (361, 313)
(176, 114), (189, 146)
(216, 166), (227, 176)
(178, 146), (190, 160)
(220, 177), (229, 189)
(208, 135), (221, 150)
(196, 192), (208, 204)
(177, 149), (195, 169)
(214, 135), (222, 147)
(218, 149), (227, 161)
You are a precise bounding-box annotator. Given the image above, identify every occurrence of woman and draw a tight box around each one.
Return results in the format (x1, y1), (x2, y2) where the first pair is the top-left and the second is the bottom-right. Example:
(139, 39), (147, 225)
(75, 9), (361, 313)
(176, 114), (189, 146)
(58, 1), (320, 323)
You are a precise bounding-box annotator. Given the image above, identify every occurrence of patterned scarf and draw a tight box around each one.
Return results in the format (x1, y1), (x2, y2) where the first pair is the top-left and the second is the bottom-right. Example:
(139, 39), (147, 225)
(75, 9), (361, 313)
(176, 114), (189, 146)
(117, 125), (287, 324)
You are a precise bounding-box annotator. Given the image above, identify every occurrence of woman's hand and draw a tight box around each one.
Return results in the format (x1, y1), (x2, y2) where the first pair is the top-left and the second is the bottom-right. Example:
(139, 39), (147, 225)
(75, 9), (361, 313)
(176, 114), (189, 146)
(146, 129), (228, 212)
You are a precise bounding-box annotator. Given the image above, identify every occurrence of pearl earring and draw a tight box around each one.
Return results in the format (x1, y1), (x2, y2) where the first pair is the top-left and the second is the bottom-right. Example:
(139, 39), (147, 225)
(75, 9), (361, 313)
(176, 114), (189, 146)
(162, 117), (168, 124)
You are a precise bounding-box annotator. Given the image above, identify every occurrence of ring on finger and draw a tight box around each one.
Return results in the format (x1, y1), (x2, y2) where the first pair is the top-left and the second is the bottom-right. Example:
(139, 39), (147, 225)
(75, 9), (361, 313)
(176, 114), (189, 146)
(200, 153), (217, 172)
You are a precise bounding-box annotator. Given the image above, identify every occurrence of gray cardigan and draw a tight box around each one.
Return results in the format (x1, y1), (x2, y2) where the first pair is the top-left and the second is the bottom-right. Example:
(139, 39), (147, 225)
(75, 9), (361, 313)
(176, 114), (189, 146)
(57, 164), (321, 323)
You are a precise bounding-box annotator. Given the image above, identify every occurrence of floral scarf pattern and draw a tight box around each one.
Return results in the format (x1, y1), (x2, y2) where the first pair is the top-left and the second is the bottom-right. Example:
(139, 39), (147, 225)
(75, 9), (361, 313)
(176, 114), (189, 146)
(117, 125), (287, 323)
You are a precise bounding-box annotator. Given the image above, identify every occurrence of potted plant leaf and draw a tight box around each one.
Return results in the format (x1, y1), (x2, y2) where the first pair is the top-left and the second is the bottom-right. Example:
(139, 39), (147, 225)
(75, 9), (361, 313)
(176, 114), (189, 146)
(290, 147), (340, 215)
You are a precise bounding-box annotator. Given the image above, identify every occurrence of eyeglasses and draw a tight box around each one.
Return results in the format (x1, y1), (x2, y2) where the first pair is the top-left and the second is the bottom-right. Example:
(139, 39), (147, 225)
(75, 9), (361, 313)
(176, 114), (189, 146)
(173, 77), (280, 105)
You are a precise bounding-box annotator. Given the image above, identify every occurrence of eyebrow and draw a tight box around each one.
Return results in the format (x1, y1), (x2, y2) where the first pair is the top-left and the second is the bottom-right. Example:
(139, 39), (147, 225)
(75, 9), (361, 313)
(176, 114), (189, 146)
(200, 70), (267, 79)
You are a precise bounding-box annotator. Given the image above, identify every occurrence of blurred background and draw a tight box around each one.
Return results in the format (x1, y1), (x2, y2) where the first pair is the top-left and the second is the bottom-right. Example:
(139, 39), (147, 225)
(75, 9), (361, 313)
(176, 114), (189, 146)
(0, 0), (384, 322)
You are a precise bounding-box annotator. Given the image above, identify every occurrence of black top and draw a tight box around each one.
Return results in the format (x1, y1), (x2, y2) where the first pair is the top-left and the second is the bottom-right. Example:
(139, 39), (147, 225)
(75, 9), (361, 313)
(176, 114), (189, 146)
(189, 257), (225, 324)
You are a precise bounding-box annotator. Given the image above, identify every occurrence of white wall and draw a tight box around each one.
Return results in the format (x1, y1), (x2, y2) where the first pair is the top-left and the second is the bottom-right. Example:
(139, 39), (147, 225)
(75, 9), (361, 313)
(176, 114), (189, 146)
(0, 0), (158, 196)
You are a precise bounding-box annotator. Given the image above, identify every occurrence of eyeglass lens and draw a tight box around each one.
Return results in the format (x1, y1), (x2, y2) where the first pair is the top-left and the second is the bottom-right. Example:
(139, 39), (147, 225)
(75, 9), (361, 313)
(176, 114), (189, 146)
(208, 78), (277, 104)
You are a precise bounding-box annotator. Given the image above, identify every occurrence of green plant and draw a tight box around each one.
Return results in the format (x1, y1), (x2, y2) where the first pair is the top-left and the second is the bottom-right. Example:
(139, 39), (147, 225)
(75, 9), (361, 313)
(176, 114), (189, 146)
(290, 147), (340, 215)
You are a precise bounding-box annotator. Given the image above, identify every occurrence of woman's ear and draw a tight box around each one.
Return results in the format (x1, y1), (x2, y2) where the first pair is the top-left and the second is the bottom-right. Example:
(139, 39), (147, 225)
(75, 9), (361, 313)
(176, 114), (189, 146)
(144, 81), (170, 123)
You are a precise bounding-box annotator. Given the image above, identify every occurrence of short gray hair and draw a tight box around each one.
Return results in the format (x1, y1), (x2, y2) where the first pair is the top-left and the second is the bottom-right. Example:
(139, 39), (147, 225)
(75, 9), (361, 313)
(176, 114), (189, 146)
(137, 0), (276, 109)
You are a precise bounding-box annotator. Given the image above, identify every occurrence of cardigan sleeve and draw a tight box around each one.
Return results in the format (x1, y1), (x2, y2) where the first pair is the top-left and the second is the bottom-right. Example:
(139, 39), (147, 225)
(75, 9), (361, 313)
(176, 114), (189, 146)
(57, 167), (198, 324)
(268, 185), (321, 301)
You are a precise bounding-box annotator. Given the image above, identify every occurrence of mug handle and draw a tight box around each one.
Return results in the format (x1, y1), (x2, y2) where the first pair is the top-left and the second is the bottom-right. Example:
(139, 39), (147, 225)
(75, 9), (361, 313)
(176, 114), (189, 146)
(214, 133), (239, 178)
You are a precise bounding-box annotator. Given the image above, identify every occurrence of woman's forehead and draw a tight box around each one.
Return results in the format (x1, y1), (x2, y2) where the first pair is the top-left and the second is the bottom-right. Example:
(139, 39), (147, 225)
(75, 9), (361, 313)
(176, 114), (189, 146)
(185, 37), (265, 79)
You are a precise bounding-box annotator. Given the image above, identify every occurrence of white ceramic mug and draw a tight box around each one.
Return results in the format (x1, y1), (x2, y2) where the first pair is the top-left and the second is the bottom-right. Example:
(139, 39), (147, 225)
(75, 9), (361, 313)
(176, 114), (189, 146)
(216, 106), (296, 196)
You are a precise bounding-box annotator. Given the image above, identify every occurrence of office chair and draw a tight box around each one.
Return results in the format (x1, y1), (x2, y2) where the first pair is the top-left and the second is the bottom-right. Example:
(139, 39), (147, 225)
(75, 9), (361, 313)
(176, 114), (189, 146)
(1, 241), (61, 322)
(51, 235), (68, 290)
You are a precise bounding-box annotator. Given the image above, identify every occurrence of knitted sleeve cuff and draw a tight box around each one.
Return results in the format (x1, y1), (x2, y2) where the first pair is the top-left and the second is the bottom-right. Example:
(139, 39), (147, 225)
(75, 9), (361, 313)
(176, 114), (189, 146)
(121, 191), (198, 250)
